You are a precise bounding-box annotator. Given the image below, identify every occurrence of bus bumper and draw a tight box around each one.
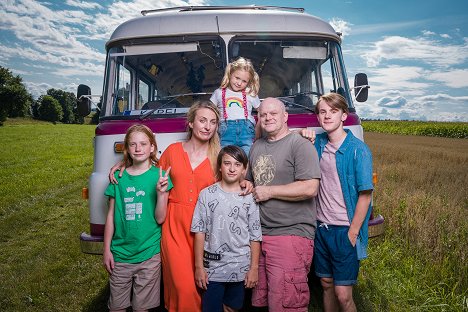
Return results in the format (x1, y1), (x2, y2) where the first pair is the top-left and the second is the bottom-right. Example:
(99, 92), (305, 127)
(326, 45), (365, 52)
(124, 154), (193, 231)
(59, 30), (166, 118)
(80, 232), (104, 255)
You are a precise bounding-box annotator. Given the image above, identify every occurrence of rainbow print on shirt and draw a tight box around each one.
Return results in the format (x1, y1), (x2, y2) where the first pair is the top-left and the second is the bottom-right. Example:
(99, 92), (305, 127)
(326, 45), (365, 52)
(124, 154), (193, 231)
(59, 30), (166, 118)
(225, 96), (244, 109)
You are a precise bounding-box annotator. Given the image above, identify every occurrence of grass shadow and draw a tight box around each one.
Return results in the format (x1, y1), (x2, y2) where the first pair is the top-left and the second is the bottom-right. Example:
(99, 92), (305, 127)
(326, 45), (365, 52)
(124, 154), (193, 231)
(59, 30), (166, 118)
(82, 284), (109, 312)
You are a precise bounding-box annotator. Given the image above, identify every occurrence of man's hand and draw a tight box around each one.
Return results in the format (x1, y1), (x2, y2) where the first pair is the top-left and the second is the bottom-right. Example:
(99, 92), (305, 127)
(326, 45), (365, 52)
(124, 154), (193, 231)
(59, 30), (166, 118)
(253, 185), (272, 202)
(239, 179), (254, 196)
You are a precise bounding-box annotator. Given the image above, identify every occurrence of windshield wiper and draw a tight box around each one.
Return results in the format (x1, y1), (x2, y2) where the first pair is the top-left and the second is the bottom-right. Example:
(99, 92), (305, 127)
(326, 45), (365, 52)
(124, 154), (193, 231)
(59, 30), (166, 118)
(139, 92), (211, 120)
(274, 91), (322, 113)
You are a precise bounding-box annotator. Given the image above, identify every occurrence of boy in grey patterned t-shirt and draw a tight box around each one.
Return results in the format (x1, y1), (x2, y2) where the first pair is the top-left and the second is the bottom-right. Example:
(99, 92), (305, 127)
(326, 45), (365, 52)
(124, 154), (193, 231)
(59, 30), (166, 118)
(191, 145), (261, 312)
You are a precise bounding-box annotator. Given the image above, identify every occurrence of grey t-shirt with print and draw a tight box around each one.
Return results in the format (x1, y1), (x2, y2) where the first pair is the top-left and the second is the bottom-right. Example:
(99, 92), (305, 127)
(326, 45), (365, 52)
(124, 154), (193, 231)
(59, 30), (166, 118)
(246, 132), (321, 239)
(191, 183), (262, 282)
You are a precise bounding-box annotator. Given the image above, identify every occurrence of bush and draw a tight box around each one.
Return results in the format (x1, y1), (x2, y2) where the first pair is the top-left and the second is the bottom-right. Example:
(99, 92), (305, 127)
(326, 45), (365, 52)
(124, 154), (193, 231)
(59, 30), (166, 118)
(37, 95), (63, 122)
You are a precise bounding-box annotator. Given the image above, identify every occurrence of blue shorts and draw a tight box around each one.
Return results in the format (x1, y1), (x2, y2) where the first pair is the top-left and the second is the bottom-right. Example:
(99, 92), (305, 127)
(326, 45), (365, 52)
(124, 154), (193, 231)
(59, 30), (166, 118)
(219, 119), (255, 155)
(314, 222), (360, 286)
(202, 281), (245, 311)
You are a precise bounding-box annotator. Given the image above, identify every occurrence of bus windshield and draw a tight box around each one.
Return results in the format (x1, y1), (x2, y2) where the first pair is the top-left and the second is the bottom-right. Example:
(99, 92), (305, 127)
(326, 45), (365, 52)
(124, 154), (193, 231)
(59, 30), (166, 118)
(100, 36), (353, 119)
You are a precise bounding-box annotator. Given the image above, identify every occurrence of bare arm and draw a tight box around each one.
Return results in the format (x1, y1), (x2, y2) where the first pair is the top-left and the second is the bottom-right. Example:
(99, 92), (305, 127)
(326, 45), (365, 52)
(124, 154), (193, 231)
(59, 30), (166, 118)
(253, 179), (319, 202)
(348, 190), (373, 246)
(155, 167), (171, 224)
(245, 241), (261, 288)
(193, 233), (208, 290)
(103, 198), (115, 274)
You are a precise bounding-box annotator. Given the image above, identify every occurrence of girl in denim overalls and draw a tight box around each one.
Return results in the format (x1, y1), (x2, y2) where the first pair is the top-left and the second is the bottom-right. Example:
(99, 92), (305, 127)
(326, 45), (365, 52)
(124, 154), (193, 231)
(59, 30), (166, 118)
(210, 57), (261, 155)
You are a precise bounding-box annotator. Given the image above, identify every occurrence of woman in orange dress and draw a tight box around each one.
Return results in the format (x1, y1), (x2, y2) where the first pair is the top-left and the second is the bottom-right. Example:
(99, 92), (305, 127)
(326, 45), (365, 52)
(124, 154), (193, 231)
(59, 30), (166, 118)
(158, 100), (220, 311)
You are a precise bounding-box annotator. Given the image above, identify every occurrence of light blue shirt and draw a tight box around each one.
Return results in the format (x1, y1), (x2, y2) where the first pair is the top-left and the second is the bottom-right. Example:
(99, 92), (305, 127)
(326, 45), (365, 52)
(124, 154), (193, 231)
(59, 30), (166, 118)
(315, 130), (374, 260)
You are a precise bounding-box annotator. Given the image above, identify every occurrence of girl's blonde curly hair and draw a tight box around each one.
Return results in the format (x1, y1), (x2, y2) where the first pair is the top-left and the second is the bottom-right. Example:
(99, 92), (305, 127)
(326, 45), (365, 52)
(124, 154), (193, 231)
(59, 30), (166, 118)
(220, 57), (260, 96)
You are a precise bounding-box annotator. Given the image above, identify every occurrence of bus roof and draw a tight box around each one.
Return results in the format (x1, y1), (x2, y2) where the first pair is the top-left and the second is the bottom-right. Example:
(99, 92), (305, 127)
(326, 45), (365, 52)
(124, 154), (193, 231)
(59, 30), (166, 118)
(107, 6), (340, 47)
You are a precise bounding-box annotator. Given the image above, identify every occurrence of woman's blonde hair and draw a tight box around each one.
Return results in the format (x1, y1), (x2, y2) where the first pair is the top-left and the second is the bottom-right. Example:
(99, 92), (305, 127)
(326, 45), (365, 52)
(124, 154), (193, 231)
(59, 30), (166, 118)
(186, 100), (221, 173)
(220, 57), (260, 96)
(123, 124), (158, 167)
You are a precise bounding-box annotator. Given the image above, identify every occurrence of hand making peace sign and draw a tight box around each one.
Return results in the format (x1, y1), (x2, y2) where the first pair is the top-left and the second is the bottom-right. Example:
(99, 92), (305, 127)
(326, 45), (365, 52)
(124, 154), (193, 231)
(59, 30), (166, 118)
(156, 166), (171, 193)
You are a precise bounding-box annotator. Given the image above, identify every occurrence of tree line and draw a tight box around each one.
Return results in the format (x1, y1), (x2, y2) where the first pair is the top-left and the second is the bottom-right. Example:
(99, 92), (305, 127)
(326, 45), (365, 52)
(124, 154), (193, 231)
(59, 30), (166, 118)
(0, 65), (91, 126)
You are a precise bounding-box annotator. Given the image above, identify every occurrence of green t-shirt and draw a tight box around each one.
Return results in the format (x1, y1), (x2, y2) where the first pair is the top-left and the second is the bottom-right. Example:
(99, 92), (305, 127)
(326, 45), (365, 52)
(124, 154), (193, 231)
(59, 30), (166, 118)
(105, 166), (173, 263)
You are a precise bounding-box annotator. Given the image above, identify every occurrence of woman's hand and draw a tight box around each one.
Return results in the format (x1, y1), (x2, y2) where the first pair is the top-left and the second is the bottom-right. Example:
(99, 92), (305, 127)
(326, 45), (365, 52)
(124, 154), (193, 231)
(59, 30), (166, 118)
(108, 160), (125, 184)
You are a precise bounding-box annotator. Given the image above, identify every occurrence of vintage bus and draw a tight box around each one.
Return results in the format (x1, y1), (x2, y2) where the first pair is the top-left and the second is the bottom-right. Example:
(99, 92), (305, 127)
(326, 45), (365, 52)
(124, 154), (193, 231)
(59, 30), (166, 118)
(77, 5), (382, 254)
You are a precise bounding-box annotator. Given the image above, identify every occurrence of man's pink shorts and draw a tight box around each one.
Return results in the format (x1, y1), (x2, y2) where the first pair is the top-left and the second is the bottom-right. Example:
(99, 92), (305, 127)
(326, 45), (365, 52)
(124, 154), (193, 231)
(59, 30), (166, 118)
(252, 235), (314, 312)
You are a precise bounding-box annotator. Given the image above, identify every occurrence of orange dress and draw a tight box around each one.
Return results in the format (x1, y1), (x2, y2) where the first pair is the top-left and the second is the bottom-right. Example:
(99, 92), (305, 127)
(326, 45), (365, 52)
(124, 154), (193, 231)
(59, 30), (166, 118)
(159, 142), (215, 312)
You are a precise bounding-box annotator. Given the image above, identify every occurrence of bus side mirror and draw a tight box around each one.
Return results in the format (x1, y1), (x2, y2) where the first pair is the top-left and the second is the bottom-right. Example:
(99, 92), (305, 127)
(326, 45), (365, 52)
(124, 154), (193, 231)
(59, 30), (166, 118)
(354, 73), (369, 102)
(77, 84), (92, 116)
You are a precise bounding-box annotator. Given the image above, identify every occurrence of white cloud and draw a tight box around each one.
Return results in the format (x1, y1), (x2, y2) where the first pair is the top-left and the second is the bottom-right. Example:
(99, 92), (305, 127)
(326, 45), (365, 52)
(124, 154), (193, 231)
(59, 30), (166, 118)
(364, 65), (430, 96)
(358, 92), (468, 121)
(440, 33), (451, 39)
(65, 0), (102, 10)
(329, 18), (352, 38)
(422, 30), (436, 36)
(375, 96), (407, 108)
(0, 0), (208, 98)
(24, 81), (53, 98)
(428, 69), (468, 88)
(363, 36), (468, 68)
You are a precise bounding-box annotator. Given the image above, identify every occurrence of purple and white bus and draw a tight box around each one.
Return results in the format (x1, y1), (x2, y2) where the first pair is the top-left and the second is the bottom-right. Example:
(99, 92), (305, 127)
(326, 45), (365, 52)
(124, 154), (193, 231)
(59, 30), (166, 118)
(77, 5), (373, 254)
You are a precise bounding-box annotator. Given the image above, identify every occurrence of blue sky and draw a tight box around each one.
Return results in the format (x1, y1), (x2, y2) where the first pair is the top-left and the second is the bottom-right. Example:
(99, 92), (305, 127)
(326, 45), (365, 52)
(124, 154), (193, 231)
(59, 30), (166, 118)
(1, 0), (467, 121)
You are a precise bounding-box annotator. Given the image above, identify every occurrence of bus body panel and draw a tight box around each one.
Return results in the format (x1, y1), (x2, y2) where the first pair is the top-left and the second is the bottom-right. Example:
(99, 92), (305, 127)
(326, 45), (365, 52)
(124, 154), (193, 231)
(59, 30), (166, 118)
(79, 6), (370, 253)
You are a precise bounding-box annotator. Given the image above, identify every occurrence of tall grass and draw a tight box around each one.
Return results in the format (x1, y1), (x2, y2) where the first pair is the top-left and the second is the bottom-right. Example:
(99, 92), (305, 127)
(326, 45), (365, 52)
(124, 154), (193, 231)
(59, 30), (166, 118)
(360, 132), (468, 311)
(0, 120), (109, 311)
(0, 120), (466, 311)
(362, 120), (468, 138)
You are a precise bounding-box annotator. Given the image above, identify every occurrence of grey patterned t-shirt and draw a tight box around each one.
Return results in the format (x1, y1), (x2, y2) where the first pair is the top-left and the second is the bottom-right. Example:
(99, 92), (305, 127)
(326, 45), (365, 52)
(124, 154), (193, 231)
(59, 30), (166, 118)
(190, 183), (262, 282)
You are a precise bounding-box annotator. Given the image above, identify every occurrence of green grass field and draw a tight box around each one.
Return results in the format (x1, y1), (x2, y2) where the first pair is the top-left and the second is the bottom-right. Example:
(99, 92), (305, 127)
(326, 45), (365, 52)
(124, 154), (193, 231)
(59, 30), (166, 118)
(0, 119), (466, 311)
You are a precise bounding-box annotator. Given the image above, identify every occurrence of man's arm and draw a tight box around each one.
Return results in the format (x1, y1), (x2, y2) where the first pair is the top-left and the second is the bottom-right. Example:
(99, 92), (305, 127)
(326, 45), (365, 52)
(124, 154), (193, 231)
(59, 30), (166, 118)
(253, 179), (319, 202)
(348, 190), (372, 246)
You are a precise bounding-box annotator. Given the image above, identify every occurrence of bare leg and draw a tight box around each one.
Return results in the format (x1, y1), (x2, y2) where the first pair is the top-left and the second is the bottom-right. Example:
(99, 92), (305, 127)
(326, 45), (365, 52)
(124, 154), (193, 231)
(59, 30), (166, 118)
(335, 285), (356, 312)
(320, 277), (339, 312)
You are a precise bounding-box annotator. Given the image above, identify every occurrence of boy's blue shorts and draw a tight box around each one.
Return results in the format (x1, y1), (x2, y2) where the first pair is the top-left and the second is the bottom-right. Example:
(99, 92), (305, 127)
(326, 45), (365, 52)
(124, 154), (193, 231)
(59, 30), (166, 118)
(314, 222), (360, 286)
(202, 281), (245, 311)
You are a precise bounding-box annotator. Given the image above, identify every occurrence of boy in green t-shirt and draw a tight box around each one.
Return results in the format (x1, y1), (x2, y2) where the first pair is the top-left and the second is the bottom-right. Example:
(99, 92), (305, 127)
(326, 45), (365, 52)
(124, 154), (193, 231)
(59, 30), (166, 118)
(103, 124), (172, 312)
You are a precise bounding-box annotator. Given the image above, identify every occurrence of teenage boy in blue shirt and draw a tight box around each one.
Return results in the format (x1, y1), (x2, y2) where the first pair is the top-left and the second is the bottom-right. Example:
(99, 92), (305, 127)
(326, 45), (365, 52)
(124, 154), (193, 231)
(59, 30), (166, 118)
(313, 93), (373, 312)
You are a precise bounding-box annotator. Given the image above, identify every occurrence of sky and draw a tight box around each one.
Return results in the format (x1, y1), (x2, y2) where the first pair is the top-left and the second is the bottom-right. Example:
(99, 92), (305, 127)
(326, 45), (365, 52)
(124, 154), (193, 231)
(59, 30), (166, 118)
(1, 0), (467, 121)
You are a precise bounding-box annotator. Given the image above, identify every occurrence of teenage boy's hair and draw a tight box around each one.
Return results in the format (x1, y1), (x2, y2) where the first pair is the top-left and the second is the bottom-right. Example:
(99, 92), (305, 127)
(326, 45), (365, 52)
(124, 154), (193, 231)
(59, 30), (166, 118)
(315, 93), (349, 114)
(216, 145), (248, 181)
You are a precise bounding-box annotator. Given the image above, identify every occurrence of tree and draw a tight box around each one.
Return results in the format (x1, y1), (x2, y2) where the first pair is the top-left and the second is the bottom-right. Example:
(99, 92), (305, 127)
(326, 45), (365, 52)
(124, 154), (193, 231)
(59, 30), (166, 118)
(37, 95), (63, 122)
(0, 66), (32, 125)
(46, 88), (81, 124)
